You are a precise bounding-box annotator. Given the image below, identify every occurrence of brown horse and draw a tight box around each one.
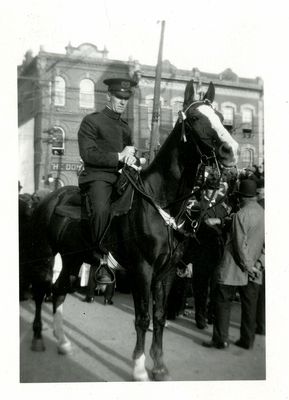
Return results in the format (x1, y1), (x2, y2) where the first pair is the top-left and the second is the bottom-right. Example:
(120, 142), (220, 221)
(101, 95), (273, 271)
(28, 81), (238, 381)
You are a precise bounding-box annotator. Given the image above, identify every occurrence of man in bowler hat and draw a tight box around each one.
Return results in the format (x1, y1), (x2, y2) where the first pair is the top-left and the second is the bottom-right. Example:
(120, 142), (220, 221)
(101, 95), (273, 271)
(202, 179), (265, 349)
(78, 77), (137, 300)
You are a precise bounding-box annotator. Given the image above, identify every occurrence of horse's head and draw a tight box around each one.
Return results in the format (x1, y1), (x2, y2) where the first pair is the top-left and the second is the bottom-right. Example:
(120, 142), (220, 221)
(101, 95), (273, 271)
(181, 80), (239, 168)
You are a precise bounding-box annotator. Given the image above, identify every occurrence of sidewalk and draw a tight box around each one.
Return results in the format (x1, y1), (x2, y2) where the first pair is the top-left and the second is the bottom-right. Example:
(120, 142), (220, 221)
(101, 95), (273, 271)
(20, 291), (265, 382)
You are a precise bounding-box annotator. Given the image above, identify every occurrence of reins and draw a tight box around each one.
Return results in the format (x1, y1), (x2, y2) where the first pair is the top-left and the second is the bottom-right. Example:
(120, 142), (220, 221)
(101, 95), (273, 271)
(122, 167), (186, 230)
(122, 150), (224, 234)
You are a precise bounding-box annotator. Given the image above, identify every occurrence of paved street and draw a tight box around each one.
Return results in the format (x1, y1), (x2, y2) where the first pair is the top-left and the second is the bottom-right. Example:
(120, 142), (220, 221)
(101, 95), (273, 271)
(20, 290), (265, 383)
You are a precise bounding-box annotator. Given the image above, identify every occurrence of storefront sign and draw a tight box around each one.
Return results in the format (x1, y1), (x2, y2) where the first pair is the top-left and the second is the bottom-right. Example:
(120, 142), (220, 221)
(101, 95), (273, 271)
(51, 162), (82, 172)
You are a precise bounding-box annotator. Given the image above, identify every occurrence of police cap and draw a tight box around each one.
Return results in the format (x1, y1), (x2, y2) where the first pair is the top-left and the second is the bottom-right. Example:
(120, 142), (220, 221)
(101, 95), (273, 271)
(103, 78), (137, 99)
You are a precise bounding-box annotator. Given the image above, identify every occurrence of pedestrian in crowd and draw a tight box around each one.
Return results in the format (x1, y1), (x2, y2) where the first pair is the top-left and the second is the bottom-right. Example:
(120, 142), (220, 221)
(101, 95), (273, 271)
(256, 177), (265, 335)
(77, 77), (137, 289)
(167, 260), (193, 320)
(19, 192), (33, 301)
(252, 164), (263, 180)
(255, 246), (265, 335)
(32, 188), (51, 204)
(240, 166), (259, 183)
(258, 162), (264, 178)
(257, 177), (265, 208)
(188, 176), (232, 329)
(85, 263), (99, 303)
(202, 179), (265, 349)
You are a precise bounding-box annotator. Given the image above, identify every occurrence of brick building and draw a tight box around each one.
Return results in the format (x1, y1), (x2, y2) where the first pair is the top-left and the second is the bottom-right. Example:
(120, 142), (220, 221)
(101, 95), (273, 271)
(18, 43), (264, 194)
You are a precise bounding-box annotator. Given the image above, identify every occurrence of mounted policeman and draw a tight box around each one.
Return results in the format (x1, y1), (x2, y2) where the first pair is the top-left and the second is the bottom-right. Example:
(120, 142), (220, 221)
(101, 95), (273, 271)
(78, 77), (138, 293)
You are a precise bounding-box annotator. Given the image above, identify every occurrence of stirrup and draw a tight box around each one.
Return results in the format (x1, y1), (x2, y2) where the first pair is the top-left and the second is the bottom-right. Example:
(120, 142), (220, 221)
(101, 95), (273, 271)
(95, 263), (115, 285)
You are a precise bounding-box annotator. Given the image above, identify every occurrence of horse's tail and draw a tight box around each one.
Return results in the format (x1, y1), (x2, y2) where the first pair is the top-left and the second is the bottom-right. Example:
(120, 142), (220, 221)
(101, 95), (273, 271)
(28, 186), (79, 284)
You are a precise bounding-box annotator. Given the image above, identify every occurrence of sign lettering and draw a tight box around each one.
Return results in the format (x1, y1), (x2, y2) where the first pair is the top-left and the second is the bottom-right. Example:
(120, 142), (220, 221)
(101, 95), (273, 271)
(51, 163), (81, 172)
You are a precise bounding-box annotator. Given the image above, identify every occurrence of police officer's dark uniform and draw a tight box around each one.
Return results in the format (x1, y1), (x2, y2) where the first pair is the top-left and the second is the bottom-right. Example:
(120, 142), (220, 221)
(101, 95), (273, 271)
(78, 78), (136, 293)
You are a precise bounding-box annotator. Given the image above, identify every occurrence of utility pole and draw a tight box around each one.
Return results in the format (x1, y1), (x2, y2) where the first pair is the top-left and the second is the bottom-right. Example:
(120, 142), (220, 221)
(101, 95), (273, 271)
(149, 20), (165, 163)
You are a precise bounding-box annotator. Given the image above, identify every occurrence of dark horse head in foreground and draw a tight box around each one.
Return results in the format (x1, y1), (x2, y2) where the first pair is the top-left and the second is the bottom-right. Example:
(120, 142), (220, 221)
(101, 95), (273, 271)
(28, 81), (239, 381)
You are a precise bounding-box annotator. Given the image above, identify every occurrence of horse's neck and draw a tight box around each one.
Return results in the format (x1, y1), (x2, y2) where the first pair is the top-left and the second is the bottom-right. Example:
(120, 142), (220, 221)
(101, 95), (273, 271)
(142, 127), (198, 209)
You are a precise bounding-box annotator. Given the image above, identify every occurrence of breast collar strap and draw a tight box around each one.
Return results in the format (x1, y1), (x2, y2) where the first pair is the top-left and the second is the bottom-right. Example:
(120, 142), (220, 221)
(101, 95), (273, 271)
(122, 167), (187, 232)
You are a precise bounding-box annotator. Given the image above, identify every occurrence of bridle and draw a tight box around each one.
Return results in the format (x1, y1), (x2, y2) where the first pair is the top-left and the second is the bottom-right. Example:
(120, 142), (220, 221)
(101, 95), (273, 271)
(176, 98), (228, 195)
(179, 98), (220, 161)
(171, 99), (234, 233)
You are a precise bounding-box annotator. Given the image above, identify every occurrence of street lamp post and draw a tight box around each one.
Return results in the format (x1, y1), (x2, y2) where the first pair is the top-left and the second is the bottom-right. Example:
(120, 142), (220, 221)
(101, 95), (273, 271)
(42, 128), (55, 187)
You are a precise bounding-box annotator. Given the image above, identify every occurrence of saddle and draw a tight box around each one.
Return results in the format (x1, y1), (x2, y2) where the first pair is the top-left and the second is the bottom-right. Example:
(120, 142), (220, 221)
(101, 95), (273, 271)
(54, 189), (84, 220)
(54, 167), (138, 221)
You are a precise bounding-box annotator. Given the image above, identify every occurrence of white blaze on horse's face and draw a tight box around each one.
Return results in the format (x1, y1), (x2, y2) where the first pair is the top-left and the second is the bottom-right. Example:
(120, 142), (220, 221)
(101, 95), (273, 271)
(198, 104), (239, 167)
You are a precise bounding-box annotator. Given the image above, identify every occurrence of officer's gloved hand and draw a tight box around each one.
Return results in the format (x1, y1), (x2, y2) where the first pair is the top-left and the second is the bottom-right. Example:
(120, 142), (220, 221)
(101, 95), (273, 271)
(118, 146), (135, 162)
(126, 157), (146, 171)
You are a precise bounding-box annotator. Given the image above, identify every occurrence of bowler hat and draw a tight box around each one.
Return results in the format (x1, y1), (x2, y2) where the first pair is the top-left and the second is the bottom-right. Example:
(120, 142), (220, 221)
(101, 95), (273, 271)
(103, 78), (137, 99)
(237, 179), (257, 197)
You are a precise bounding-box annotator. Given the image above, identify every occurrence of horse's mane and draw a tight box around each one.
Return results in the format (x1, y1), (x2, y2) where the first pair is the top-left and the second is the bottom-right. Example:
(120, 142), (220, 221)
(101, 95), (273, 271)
(142, 122), (182, 177)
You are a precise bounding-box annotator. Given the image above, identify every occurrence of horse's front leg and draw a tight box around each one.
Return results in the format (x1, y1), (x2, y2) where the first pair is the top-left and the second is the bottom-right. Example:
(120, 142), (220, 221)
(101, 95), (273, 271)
(150, 271), (175, 381)
(131, 264), (152, 381)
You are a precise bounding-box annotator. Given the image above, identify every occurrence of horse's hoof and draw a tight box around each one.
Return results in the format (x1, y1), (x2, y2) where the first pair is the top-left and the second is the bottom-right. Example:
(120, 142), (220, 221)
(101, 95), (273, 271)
(31, 338), (46, 352)
(57, 341), (72, 355)
(151, 368), (171, 381)
(132, 370), (150, 381)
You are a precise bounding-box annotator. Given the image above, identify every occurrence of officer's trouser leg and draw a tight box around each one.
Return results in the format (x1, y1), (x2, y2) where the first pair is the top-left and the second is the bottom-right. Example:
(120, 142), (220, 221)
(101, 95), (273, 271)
(86, 180), (114, 252)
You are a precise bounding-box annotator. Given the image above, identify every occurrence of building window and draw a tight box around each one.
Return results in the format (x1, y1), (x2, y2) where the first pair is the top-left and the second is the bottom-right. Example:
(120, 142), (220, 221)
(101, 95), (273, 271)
(171, 97), (183, 126)
(51, 126), (65, 156)
(79, 79), (95, 109)
(242, 108), (253, 138)
(242, 147), (254, 165)
(54, 76), (65, 106)
(222, 106), (234, 131)
(242, 108), (253, 124)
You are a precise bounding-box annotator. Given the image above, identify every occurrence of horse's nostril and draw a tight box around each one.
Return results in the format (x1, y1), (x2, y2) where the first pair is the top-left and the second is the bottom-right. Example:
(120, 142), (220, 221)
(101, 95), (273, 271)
(219, 143), (231, 155)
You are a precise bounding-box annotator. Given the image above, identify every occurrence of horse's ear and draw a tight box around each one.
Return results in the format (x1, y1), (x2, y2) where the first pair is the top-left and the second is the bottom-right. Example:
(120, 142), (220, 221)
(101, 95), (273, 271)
(203, 82), (215, 103)
(183, 80), (196, 110)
